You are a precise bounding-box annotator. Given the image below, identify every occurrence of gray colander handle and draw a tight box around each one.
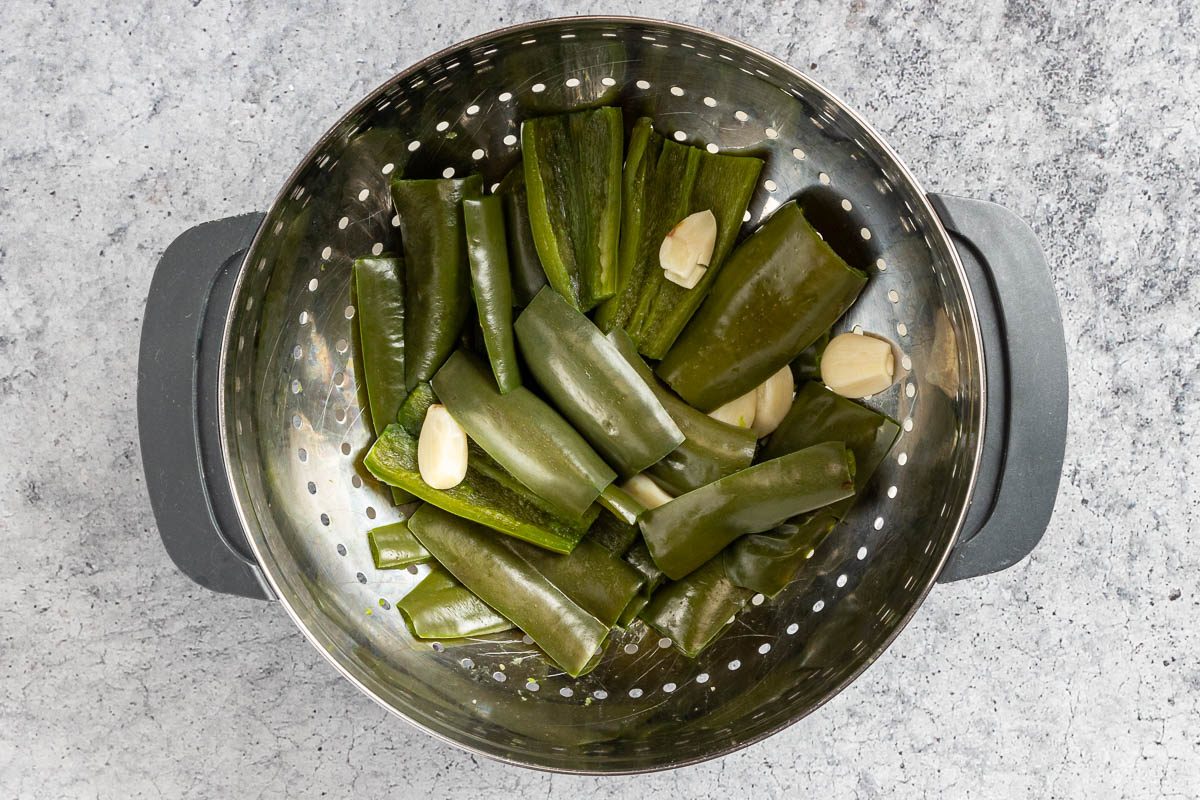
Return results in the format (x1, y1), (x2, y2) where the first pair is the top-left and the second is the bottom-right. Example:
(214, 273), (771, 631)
(138, 213), (275, 600)
(928, 194), (1068, 582)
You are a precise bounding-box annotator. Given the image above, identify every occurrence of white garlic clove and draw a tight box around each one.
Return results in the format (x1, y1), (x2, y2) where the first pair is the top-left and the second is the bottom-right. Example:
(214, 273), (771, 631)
(708, 387), (758, 429)
(620, 474), (674, 510)
(821, 332), (897, 398)
(663, 264), (706, 289)
(751, 365), (795, 436)
(418, 404), (469, 489)
(660, 210), (718, 279)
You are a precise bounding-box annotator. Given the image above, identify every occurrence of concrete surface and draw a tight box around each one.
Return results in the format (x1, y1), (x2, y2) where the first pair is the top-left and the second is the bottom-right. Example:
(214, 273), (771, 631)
(1, 0), (1196, 797)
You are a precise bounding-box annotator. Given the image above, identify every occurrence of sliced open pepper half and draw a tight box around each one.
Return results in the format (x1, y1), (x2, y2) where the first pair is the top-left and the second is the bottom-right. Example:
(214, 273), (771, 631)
(594, 117), (763, 358)
(396, 564), (514, 639)
(501, 537), (645, 628)
(640, 441), (856, 580)
(462, 195), (521, 394)
(391, 174), (483, 389)
(431, 350), (616, 520)
(407, 505), (609, 677)
(516, 287), (683, 477)
(658, 201), (868, 411)
(521, 107), (622, 311)
(364, 423), (596, 553)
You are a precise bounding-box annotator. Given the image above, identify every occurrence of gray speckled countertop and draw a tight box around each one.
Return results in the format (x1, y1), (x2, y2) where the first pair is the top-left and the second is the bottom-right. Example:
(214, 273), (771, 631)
(1, 1), (1196, 797)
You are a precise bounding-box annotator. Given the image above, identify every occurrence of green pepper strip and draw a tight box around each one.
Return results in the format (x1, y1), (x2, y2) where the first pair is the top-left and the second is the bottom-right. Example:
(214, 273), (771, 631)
(396, 381), (437, 437)
(658, 201), (869, 411)
(353, 256), (416, 505)
(432, 350), (615, 520)
(639, 558), (752, 658)
(496, 163), (549, 306)
(597, 483), (647, 526)
(724, 383), (901, 596)
(396, 565), (514, 639)
(407, 505), (609, 677)
(367, 520), (430, 569)
(364, 423), (594, 554)
(607, 329), (757, 494)
(462, 195), (521, 394)
(640, 441), (857, 580)
(391, 174), (483, 390)
(521, 107), (622, 311)
(594, 117), (764, 358)
(515, 288), (684, 476)
(586, 513), (640, 556)
(501, 537), (645, 628)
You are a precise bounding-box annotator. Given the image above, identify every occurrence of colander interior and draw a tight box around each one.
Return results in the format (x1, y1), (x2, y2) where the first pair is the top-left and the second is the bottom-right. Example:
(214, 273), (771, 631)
(221, 18), (983, 772)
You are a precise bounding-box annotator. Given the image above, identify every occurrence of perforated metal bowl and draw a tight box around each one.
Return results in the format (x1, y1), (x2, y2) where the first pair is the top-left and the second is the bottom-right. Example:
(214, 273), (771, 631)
(138, 17), (1068, 773)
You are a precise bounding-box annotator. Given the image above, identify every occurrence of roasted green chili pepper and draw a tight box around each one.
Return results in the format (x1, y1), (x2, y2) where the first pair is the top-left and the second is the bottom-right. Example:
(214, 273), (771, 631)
(396, 565), (514, 639)
(462, 195), (521, 393)
(407, 505), (609, 676)
(496, 163), (548, 306)
(658, 201), (869, 411)
(790, 330), (831, 384)
(639, 558), (752, 658)
(396, 381), (437, 437)
(586, 513), (640, 556)
(597, 483), (647, 526)
(353, 256), (416, 505)
(521, 107), (622, 310)
(391, 174), (483, 389)
(502, 537), (644, 628)
(724, 382), (901, 596)
(594, 117), (763, 358)
(515, 288), (684, 476)
(364, 423), (596, 553)
(607, 329), (757, 494)
(431, 350), (616, 519)
(640, 441), (856, 579)
(367, 520), (430, 569)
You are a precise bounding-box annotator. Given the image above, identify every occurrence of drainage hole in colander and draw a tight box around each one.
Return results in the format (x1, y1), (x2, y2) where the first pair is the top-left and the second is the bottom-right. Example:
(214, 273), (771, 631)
(378, 598), (391, 610)
(371, 242), (383, 256)
(629, 688), (644, 698)
(357, 188), (369, 202)
(321, 513), (331, 527)
(527, 681), (540, 692)
(333, 371), (345, 386)
(635, 80), (650, 90)
(592, 689), (607, 700)
(734, 109), (748, 121)
(291, 344), (303, 360)
(337, 216), (349, 230)
(836, 574), (848, 588)
(623, 642), (638, 655)
(335, 338), (348, 353)
(297, 447), (307, 462)
(436, 121), (450, 132)
(503, 134), (518, 146)
(290, 379), (302, 394)
(898, 452), (908, 465)
(335, 408), (347, 424)
(381, 162), (394, 175)
(786, 623), (799, 635)
(291, 414), (302, 429)
(492, 671), (506, 683)
(841, 198), (853, 211)
(308, 278), (319, 292)
(819, 172), (831, 185)
(340, 442), (351, 455)
(758, 643), (771, 654)
(431, 641), (445, 652)
(366, 506), (376, 520)
(532, 83), (546, 93)
(765, 127), (778, 139)
(466, 104), (480, 115)
(873, 516), (885, 530)
(460, 657), (474, 668)
(565, 78), (580, 88)
(673, 131), (686, 142)
(696, 673), (710, 684)
(887, 289), (900, 303)
(751, 593), (765, 606)
(498, 91), (513, 101)
(903, 418), (913, 432)
(792, 147), (806, 160)
(657, 637), (672, 649)
(471, 148), (485, 160)
(706, 143), (719, 154)
(728, 660), (741, 671)
(336, 544), (346, 556)
(521, 634), (534, 645)
(350, 474), (361, 488)
(887, 485), (898, 498)
(663, 682), (677, 693)
(857, 546), (869, 560)
(442, 167), (456, 178)
(764, 179), (777, 192)
(307, 481), (316, 495)
(897, 322), (908, 336)
(901, 354), (913, 370)
(813, 599), (825, 612)
(355, 571), (365, 583)
(298, 311), (309, 325)
(559, 687), (573, 698)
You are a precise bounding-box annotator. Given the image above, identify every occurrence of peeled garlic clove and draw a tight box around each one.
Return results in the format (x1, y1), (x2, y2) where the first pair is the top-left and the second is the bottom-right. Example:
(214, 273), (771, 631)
(751, 365), (795, 436)
(620, 474), (674, 510)
(708, 387), (757, 429)
(418, 404), (469, 489)
(663, 264), (706, 289)
(660, 210), (718, 278)
(821, 332), (897, 398)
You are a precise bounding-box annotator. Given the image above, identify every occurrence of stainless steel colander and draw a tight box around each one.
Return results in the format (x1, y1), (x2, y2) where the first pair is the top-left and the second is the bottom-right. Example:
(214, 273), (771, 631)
(137, 17), (1068, 773)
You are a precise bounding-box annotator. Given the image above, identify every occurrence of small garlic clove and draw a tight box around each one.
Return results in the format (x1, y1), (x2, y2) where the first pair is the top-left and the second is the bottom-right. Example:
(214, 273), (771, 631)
(660, 210), (718, 278)
(620, 474), (674, 510)
(418, 404), (469, 489)
(821, 332), (897, 398)
(751, 365), (795, 436)
(708, 387), (758, 429)
(663, 264), (706, 289)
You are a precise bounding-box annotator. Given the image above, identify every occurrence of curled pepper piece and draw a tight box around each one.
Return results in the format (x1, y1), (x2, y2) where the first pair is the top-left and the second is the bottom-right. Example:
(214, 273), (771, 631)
(640, 441), (856, 580)
(397, 565), (514, 639)
(391, 174), (483, 389)
(607, 329), (757, 495)
(407, 505), (609, 677)
(597, 483), (647, 526)
(521, 107), (623, 310)
(364, 423), (596, 554)
(353, 256), (416, 505)
(396, 382), (437, 437)
(501, 537), (645, 628)
(462, 195), (521, 393)
(594, 118), (764, 357)
(368, 520), (430, 569)
(516, 287), (683, 477)
(496, 163), (549, 306)
(722, 507), (842, 598)
(432, 350), (616, 519)
(658, 201), (869, 411)
(639, 558), (752, 658)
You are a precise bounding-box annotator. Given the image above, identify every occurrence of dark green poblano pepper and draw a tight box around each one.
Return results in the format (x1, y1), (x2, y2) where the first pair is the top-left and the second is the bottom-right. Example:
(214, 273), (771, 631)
(407, 505), (609, 677)
(391, 174), (483, 389)
(462, 195), (521, 393)
(496, 163), (549, 306)
(367, 520), (430, 569)
(396, 381), (437, 437)
(515, 288), (684, 477)
(639, 558), (752, 658)
(396, 565), (514, 639)
(640, 441), (856, 580)
(658, 201), (869, 411)
(501, 537), (645, 628)
(521, 107), (623, 311)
